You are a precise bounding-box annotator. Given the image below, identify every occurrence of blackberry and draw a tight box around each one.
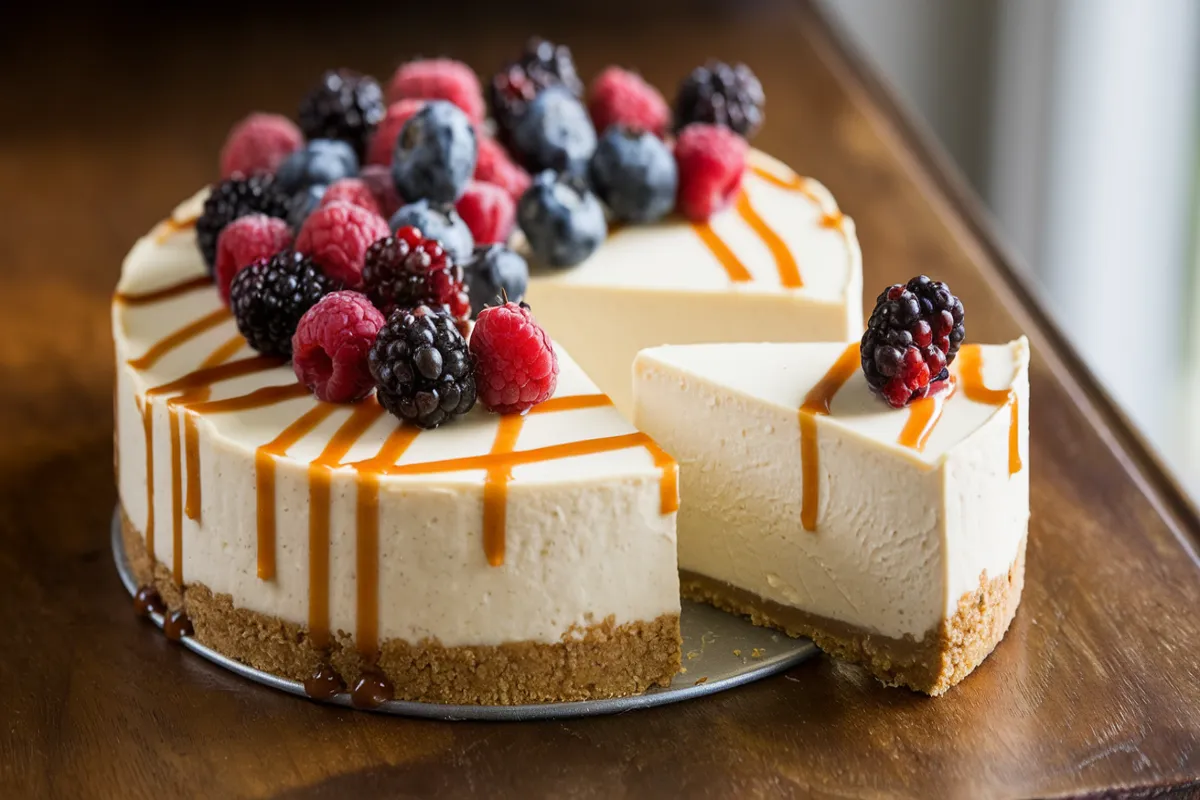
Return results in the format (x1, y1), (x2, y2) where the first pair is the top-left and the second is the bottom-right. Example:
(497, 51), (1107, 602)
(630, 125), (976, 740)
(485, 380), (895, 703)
(362, 226), (471, 322)
(229, 251), (338, 358)
(298, 69), (386, 161)
(369, 306), (476, 429)
(673, 61), (765, 139)
(488, 38), (583, 143)
(196, 175), (290, 271)
(861, 275), (966, 409)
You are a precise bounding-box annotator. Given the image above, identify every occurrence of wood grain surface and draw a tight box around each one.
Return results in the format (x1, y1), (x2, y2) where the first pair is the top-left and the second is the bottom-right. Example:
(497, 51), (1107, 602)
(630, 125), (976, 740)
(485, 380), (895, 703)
(1, 1), (1198, 797)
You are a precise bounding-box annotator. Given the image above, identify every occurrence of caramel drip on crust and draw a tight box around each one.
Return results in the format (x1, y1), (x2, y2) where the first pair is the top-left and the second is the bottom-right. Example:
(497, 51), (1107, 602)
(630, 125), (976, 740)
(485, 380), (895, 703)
(483, 415), (527, 567)
(527, 393), (612, 414)
(898, 379), (957, 452)
(691, 221), (753, 283)
(127, 308), (231, 371)
(956, 345), (1022, 475)
(798, 343), (860, 532)
(114, 275), (212, 306)
(734, 192), (803, 288)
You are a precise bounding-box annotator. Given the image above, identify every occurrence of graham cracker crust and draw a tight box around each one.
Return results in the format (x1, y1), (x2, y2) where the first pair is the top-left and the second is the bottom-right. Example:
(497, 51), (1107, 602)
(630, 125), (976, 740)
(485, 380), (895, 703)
(680, 540), (1025, 696)
(120, 507), (681, 705)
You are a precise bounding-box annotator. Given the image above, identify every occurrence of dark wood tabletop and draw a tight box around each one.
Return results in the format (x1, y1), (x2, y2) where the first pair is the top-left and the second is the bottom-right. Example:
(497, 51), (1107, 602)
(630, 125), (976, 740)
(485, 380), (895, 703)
(3, 1), (1199, 797)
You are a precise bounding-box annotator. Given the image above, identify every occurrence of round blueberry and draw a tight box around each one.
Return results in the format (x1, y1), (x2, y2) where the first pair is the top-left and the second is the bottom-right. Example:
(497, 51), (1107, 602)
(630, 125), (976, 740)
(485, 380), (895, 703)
(388, 199), (475, 265)
(391, 101), (477, 204)
(463, 245), (530, 317)
(275, 139), (359, 194)
(287, 184), (328, 230)
(589, 127), (678, 223)
(511, 87), (597, 175)
(517, 170), (607, 268)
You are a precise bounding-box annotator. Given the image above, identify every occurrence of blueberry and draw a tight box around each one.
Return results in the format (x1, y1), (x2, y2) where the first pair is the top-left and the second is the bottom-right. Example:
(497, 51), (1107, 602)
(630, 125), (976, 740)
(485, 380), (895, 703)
(589, 127), (678, 223)
(463, 245), (530, 316)
(275, 139), (359, 194)
(517, 171), (607, 268)
(388, 199), (475, 265)
(391, 100), (477, 204)
(511, 87), (597, 175)
(287, 184), (328, 230)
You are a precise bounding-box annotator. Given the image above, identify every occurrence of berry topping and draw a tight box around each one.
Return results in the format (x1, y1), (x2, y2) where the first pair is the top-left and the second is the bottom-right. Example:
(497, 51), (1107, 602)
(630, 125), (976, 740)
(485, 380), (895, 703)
(674, 60), (765, 139)
(861, 276), (966, 409)
(275, 139), (359, 195)
(287, 184), (327, 230)
(471, 302), (559, 414)
(488, 37), (583, 143)
(386, 59), (485, 124)
(295, 201), (390, 288)
(463, 245), (530, 318)
(391, 100), (478, 204)
(474, 136), (532, 201)
(362, 226), (471, 322)
(517, 171), (607, 267)
(588, 67), (670, 137)
(297, 69), (386, 161)
(229, 251), (337, 358)
(358, 164), (404, 218)
(510, 86), (596, 175)
(455, 181), (516, 245)
(319, 178), (382, 216)
(214, 214), (293, 305)
(369, 306), (476, 429)
(292, 290), (386, 403)
(219, 112), (304, 179)
(589, 126), (678, 223)
(674, 123), (747, 222)
(387, 199), (474, 265)
(366, 99), (426, 167)
(196, 174), (291, 271)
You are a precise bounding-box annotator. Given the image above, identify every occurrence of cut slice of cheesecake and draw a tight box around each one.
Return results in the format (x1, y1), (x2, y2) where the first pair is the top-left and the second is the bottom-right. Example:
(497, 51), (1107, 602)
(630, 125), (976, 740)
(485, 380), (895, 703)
(525, 151), (863, 414)
(633, 338), (1030, 695)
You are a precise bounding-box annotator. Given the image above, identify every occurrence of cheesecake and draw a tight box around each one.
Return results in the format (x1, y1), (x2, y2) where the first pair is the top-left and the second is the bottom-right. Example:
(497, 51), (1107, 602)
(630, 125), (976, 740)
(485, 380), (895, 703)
(633, 338), (1030, 694)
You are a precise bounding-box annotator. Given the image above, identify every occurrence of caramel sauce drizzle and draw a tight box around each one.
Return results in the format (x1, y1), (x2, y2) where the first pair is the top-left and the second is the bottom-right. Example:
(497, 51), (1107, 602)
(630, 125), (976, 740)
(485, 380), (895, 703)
(527, 393), (612, 414)
(127, 308), (231, 371)
(114, 275), (212, 306)
(798, 343), (860, 532)
(380, 432), (662, 479)
(155, 214), (198, 244)
(691, 221), (753, 283)
(483, 415), (527, 567)
(956, 344), (1022, 475)
(734, 192), (803, 288)
(898, 379), (957, 452)
(183, 335), (247, 521)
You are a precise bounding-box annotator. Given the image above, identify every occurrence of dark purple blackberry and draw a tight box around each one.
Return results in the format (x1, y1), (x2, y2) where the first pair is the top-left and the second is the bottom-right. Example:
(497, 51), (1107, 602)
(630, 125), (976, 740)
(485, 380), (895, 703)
(229, 251), (338, 358)
(487, 38), (583, 143)
(298, 69), (385, 161)
(369, 306), (476, 429)
(860, 275), (965, 409)
(196, 174), (290, 271)
(673, 61), (765, 139)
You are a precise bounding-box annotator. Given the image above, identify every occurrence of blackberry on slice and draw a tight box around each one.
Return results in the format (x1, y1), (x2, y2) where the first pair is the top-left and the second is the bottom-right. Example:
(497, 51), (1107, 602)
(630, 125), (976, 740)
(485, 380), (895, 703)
(673, 61), (765, 139)
(369, 306), (476, 429)
(298, 69), (386, 161)
(196, 174), (291, 271)
(362, 226), (471, 323)
(861, 275), (965, 409)
(488, 38), (583, 142)
(229, 251), (338, 358)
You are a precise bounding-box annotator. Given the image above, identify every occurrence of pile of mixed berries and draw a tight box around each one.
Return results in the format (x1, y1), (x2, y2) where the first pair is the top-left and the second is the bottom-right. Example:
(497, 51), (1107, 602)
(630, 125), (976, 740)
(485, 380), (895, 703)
(200, 40), (766, 427)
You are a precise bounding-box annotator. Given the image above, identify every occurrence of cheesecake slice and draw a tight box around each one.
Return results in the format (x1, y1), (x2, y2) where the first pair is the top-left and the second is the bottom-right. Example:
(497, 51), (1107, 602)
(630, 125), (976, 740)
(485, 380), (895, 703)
(525, 150), (863, 414)
(633, 339), (1030, 694)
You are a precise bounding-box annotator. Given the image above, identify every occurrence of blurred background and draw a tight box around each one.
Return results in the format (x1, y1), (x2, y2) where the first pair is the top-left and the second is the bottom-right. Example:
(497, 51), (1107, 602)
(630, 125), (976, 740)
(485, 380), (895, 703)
(821, 0), (1200, 498)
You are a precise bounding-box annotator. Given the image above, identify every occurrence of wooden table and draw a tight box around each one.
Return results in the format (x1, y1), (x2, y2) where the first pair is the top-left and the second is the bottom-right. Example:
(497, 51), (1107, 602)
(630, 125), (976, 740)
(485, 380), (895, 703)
(2, 1), (1198, 797)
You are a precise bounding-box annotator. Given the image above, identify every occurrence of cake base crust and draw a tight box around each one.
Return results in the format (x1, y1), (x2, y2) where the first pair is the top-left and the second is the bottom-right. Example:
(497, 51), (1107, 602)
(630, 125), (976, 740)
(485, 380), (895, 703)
(120, 507), (681, 705)
(679, 540), (1025, 695)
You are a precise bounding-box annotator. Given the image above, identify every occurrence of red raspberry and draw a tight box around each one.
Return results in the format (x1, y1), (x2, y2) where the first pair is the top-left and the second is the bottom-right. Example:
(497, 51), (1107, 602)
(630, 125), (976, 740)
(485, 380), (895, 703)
(291, 291), (386, 403)
(474, 136), (532, 201)
(358, 164), (404, 218)
(387, 59), (485, 124)
(470, 302), (559, 414)
(588, 67), (670, 137)
(214, 215), (292, 305)
(366, 99), (426, 166)
(362, 226), (471, 323)
(674, 123), (748, 222)
(295, 201), (391, 289)
(219, 113), (304, 179)
(455, 181), (516, 245)
(319, 178), (382, 216)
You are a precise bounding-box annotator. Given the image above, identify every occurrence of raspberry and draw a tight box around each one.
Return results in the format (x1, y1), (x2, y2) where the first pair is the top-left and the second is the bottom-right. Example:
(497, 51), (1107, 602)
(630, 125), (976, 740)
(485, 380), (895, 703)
(488, 38), (583, 144)
(369, 306), (476, 429)
(455, 181), (515, 245)
(298, 69), (385, 161)
(196, 174), (291, 270)
(366, 99), (426, 167)
(470, 302), (558, 414)
(674, 61), (765, 139)
(861, 276), (966, 409)
(292, 291), (386, 403)
(674, 123), (747, 222)
(387, 59), (485, 124)
(295, 201), (391, 289)
(359, 164), (404, 218)
(214, 215), (293, 305)
(229, 251), (337, 358)
(219, 113), (304, 179)
(474, 136), (532, 201)
(362, 226), (470, 322)
(319, 178), (382, 216)
(588, 67), (670, 137)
